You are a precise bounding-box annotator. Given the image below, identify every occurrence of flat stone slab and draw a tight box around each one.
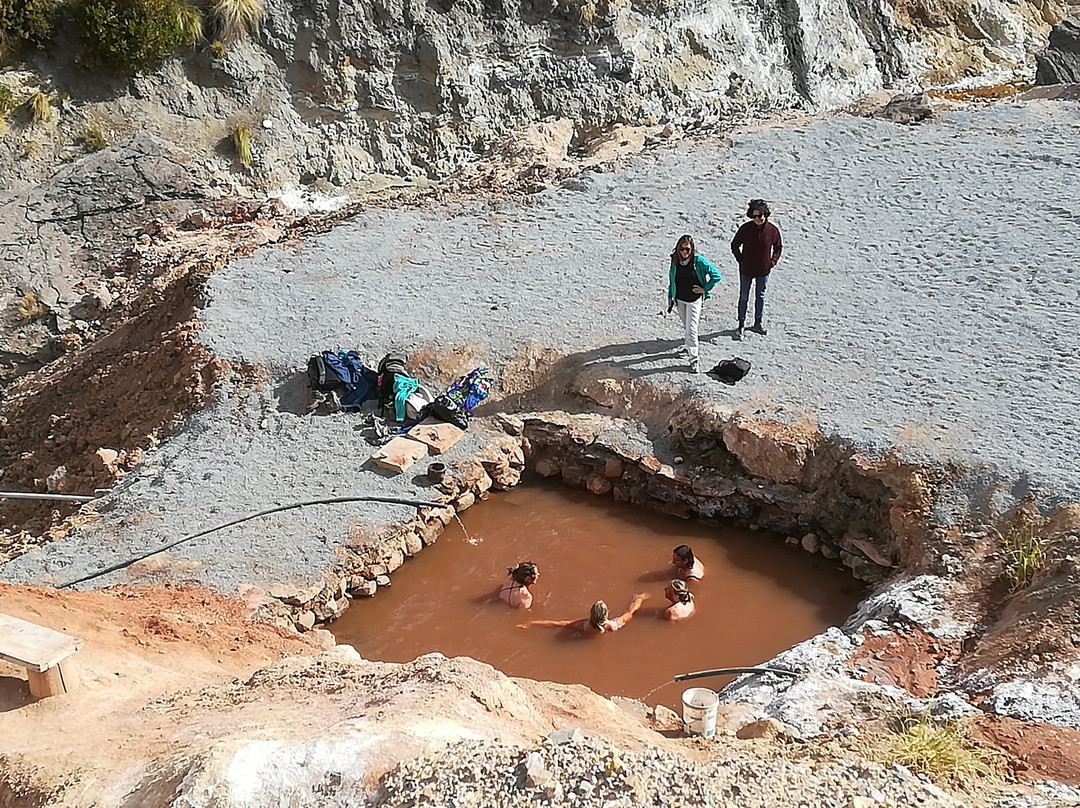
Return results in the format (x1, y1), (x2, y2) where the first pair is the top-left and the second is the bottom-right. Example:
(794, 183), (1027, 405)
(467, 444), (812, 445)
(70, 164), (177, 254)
(406, 418), (466, 455)
(372, 437), (429, 473)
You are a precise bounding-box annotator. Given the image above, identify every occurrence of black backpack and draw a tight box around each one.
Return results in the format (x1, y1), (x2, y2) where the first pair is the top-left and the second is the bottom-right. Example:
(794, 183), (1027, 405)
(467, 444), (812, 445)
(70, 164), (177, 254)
(376, 351), (408, 415)
(307, 353), (346, 392)
(709, 357), (752, 385)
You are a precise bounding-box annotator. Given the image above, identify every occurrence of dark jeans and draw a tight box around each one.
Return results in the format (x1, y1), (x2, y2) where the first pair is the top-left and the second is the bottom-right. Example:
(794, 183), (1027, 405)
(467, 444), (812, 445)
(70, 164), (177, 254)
(738, 273), (768, 324)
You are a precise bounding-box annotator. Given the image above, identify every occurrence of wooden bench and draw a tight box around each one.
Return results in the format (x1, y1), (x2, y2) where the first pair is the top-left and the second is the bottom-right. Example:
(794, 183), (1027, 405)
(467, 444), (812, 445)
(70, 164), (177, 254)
(0, 612), (83, 699)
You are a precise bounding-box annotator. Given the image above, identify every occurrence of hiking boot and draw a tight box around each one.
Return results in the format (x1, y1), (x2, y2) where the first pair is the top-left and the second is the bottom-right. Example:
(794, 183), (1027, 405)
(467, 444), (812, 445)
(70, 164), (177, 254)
(734, 324), (744, 341)
(750, 321), (768, 335)
(689, 357), (700, 373)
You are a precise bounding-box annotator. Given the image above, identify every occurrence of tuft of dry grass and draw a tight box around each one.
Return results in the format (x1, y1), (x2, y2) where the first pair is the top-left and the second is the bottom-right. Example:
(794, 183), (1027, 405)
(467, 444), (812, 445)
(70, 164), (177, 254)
(211, 0), (263, 42)
(26, 89), (53, 124)
(992, 497), (1048, 594)
(1000, 525), (1047, 593)
(890, 709), (1001, 784)
(18, 290), (48, 321)
(80, 125), (108, 152)
(209, 39), (226, 57)
(173, 1), (205, 44)
(579, 0), (597, 25)
(231, 123), (252, 167)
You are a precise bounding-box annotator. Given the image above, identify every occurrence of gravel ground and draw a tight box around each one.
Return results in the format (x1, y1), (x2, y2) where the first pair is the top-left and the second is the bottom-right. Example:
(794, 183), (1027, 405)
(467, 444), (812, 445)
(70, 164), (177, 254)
(200, 99), (1080, 500)
(371, 733), (969, 808)
(4, 99), (1080, 593)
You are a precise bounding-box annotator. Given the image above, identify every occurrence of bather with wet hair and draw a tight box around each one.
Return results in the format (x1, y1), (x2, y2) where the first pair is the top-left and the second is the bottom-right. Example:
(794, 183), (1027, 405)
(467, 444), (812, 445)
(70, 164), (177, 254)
(672, 544), (705, 581)
(499, 561), (539, 609)
(663, 579), (696, 622)
(517, 593), (650, 633)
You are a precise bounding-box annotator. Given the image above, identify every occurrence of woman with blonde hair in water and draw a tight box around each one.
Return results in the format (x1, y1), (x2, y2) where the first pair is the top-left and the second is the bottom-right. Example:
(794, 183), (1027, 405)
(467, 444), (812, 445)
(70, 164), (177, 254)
(499, 561), (539, 609)
(517, 593), (650, 634)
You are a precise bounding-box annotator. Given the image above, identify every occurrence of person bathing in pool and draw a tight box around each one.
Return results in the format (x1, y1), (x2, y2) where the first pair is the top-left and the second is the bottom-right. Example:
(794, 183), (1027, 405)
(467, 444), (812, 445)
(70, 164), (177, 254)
(516, 593), (650, 634)
(663, 579), (696, 622)
(500, 561), (539, 609)
(671, 544), (704, 581)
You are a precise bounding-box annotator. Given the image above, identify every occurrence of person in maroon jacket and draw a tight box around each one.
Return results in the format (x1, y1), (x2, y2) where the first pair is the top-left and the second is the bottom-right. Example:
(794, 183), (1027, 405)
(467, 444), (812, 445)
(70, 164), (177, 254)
(730, 198), (783, 340)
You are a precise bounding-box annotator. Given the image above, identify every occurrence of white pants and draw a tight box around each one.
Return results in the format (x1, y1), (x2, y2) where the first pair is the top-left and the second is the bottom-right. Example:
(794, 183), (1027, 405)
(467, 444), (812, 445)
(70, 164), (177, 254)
(676, 299), (702, 358)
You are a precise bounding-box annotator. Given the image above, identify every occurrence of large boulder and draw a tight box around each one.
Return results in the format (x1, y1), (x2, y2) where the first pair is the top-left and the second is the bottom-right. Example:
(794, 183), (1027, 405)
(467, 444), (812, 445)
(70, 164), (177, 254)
(1036, 15), (1080, 84)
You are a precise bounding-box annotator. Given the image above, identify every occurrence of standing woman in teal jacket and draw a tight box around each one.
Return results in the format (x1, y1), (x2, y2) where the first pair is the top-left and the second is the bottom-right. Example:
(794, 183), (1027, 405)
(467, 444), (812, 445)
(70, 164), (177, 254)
(668, 234), (721, 373)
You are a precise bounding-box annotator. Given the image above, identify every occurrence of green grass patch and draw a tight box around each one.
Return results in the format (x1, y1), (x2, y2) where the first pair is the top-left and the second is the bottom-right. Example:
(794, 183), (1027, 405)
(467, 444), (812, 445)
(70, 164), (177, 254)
(0, 86), (17, 115)
(1000, 525), (1047, 594)
(0, 0), (61, 50)
(75, 0), (202, 73)
(991, 499), (1049, 594)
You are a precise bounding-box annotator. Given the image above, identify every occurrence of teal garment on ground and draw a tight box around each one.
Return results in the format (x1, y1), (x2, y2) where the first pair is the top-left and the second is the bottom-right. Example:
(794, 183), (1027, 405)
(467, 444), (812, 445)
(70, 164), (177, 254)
(667, 255), (721, 301)
(393, 376), (420, 422)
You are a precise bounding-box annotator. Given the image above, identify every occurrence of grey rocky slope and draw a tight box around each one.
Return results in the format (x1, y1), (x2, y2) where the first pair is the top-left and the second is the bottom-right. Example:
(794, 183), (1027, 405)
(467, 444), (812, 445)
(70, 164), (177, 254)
(0, 132), (226, 381)
(0, 0), (1069, 192)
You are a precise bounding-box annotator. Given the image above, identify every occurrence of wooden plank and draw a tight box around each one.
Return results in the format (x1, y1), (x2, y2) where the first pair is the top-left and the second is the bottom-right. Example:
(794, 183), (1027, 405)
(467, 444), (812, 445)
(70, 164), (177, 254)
(0, 612), (83, 673)
(372, 436), (428, 473)
(28, 664), (69, 699)
(406, 418), (465, 455)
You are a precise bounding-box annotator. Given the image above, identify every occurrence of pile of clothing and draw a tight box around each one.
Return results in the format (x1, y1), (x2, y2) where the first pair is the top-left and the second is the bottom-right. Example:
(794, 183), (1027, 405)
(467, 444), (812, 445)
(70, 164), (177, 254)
(306, 350), (492, 432)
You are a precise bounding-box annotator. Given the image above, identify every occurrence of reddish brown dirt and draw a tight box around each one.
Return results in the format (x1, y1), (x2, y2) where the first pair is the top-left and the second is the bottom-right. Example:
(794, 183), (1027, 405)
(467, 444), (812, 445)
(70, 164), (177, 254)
(849, 628), (956, 697)
(846, 613), (1080, 787)
(0, 207), (300, 559)
(0, 582), (319, 796)
(0, 281), (221, 541)
(970, 716), (1080, 786)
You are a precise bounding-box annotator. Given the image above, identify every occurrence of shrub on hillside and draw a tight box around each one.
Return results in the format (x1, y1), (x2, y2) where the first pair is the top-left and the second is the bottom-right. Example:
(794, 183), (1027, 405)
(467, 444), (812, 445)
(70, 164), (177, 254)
(74, 0), (202, 73)
(1, 0), (61, 53)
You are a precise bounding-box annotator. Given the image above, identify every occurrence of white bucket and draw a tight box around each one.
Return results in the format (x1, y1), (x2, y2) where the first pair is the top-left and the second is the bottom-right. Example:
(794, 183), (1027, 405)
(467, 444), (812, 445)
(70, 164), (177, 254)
(681, 687), (719, 739)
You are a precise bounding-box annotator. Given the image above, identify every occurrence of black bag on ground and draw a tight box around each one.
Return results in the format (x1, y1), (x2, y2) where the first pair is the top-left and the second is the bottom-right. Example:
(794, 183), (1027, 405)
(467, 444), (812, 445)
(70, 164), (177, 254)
(427, 394), (469, 430)
(376, 351), (409, 415)
(709, 357), (752, 385)
(307, 354), (346, 392)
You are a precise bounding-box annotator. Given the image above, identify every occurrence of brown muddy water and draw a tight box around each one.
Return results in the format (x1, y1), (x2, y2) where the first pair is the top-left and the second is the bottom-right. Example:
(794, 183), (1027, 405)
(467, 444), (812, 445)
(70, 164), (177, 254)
(332, 477), (864, 712)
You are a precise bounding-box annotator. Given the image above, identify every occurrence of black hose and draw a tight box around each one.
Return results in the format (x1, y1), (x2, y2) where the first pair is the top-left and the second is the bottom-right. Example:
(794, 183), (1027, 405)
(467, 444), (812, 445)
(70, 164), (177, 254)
(56, 495), (445, 590)
(674, 666), (799, 682)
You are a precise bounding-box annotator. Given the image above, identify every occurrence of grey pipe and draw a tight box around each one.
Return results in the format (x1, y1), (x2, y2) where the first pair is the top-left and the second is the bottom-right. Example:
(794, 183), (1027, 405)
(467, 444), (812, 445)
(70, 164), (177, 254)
(0, 491), (96, 502)
(674, 666), (799, 682)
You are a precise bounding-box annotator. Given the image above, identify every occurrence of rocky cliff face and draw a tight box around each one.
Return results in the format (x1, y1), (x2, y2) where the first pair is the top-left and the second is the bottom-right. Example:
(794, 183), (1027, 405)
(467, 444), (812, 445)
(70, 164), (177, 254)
(0, 0), (1068, 192)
